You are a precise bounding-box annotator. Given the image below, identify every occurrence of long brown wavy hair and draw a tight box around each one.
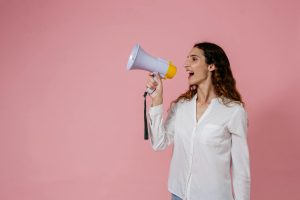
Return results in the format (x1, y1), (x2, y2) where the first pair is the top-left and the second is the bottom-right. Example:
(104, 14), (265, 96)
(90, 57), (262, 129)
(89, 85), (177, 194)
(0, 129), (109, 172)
(172, 42), (244, 107)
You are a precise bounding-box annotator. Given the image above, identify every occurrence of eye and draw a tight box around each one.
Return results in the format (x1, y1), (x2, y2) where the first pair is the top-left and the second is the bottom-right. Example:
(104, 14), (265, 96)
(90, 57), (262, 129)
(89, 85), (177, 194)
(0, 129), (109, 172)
(192, 57), (197, 62)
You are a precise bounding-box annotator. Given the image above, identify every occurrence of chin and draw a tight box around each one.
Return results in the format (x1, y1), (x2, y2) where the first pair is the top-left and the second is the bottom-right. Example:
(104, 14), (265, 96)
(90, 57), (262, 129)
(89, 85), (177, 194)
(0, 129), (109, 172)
(188, 79), (198, 86)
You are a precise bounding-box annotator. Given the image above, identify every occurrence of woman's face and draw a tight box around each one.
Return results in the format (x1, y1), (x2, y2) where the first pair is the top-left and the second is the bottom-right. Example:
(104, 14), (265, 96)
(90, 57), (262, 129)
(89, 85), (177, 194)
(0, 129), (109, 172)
(184, 47), (215, 86)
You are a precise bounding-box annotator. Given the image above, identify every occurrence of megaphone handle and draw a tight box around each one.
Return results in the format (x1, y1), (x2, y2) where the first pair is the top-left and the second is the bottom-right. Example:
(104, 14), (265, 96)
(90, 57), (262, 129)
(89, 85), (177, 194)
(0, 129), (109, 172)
(146, 72), (158, 95)
(146, 87), (155, 95)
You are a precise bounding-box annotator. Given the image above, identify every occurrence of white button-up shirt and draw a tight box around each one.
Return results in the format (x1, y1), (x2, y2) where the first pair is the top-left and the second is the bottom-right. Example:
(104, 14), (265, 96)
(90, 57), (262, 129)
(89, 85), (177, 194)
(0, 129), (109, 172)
(148, 95), (250, 200)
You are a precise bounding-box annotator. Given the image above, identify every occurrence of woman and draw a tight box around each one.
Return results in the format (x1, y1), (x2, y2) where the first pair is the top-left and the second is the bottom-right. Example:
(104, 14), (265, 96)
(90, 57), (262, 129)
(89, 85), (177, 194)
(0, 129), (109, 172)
(146, 42), (250, 200)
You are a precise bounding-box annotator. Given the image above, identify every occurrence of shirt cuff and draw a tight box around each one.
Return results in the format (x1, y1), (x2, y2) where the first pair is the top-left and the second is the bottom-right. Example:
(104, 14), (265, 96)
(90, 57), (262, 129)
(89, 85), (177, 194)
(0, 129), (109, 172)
(149, 104), (163, 116)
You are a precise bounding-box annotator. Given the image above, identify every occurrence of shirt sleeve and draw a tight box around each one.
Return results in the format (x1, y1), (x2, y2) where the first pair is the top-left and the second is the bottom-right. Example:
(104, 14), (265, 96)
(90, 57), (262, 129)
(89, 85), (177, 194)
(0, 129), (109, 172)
(228, 106), (251, 200)
(148, 103), (177, 151)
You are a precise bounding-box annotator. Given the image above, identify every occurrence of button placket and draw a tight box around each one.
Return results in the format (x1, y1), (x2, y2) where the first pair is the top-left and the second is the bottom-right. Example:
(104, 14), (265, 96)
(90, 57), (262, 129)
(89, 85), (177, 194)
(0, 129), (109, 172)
(185, 125), (197, 200)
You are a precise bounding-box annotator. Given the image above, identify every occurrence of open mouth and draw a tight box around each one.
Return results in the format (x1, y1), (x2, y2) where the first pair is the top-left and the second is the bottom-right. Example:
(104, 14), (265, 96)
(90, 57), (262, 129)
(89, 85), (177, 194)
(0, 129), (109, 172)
(187, 71), (194, 78)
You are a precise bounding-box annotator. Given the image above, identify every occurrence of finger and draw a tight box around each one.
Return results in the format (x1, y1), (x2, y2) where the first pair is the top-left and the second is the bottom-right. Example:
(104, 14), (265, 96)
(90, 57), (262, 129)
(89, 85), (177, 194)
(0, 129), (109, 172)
(146, 81), (155, 87)
(146, 82), (157, 89)
(150, 77), (157, 83)
(154, 73), (162, 82)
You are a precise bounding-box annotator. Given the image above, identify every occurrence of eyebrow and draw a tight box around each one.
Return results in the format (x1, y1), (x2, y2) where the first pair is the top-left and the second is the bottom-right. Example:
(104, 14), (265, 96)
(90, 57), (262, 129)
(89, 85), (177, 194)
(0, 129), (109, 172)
(188, 54), (201, 58)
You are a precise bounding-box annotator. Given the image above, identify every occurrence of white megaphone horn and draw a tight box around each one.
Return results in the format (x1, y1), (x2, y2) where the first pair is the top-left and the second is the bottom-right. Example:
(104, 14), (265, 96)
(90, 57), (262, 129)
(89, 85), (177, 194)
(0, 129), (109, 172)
(127, 44), (177, 94)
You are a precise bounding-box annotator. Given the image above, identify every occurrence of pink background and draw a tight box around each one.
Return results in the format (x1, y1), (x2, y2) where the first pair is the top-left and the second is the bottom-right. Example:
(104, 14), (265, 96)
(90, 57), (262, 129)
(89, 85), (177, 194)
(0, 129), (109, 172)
(0, 0), (299, 199)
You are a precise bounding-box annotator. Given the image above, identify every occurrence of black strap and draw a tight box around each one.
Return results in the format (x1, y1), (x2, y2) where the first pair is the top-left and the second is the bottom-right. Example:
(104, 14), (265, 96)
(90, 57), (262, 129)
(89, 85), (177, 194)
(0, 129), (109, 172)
(143, 92), (149, 140)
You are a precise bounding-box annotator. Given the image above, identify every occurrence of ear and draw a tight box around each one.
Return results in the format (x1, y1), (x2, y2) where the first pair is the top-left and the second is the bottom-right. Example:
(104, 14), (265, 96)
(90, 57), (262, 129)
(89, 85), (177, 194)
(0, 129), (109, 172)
(208, 64), (216, 72)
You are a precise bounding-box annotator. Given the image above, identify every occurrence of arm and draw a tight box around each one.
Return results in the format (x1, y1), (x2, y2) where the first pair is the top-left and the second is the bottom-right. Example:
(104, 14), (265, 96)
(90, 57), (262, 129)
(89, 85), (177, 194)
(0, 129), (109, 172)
(228, 106), (251, 200)
(148, 103), (177, 151)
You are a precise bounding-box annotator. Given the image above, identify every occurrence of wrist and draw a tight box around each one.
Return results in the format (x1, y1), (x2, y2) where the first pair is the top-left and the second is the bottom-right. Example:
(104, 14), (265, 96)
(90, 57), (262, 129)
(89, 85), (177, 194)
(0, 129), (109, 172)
(151, 97), (163, 106)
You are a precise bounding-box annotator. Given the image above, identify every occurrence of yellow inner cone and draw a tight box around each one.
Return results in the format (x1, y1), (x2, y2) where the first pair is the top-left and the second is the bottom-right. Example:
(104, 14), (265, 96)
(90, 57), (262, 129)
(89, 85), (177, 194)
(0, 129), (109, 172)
(165, 62), (177, 79)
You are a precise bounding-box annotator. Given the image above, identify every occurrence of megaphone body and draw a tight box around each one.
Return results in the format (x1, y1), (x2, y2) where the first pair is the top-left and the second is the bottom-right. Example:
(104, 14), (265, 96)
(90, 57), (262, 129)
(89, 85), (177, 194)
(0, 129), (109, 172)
(127, 44), (177, 94)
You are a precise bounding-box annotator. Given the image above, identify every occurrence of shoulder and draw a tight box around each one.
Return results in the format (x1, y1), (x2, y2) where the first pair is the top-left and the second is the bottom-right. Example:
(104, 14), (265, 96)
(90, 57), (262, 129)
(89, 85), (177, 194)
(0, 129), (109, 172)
(215, 97), (248, 119)
(228, 103), (248, 129)
(218, 97), (246, 110)
(174, 96), (194, 106)
(168, 97), (194, 115)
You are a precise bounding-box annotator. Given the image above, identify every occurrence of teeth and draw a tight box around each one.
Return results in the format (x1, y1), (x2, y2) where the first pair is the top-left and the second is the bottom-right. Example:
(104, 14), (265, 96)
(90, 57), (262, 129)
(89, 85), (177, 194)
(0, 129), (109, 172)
(186, 71), (194, 78)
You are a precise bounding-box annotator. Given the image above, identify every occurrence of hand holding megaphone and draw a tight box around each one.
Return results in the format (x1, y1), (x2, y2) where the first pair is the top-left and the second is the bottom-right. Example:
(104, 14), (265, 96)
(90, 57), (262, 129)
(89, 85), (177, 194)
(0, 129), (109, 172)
(146, 72), (163, 99)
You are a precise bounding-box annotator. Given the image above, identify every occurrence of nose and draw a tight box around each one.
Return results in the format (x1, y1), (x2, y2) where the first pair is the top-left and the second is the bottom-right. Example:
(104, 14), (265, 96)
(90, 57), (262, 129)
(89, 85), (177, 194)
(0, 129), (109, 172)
(184, 59), (190, 69)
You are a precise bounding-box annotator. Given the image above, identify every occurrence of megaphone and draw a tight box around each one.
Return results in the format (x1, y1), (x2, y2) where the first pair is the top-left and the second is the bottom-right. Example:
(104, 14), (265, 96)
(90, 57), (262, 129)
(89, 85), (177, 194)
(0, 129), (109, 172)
(127, 44), (177, 94)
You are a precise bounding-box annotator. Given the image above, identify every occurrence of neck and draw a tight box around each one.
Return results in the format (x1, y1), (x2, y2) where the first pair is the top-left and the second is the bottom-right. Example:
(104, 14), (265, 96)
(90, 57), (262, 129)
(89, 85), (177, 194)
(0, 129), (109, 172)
(196, 81), (217, 104)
